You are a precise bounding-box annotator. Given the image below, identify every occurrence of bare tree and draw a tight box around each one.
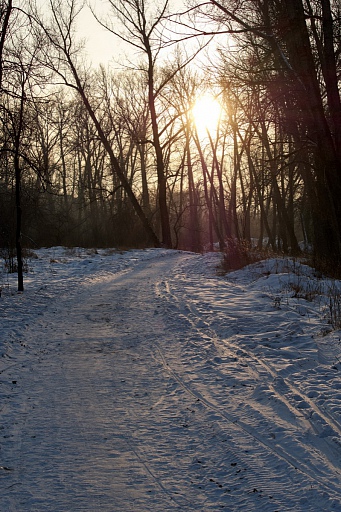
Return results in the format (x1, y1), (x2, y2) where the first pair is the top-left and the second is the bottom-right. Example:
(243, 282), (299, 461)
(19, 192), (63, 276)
(203, 0), (341, 265)
(0, 3), (46, 291)
(90, 0), (175, 246)
(33, 0), (160, 247)
(92, 0), (206, 247)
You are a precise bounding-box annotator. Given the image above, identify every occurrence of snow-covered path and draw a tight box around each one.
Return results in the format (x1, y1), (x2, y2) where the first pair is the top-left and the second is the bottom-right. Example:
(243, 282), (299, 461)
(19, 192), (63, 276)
(1, 249), (341, 511)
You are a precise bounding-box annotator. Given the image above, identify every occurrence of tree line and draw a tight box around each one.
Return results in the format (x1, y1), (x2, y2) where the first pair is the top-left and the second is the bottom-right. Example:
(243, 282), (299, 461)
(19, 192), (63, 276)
(1, 0), (340, 290)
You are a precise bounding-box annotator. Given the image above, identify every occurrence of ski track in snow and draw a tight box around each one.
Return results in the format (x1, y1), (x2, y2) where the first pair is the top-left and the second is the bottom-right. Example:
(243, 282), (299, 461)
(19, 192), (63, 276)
(1, 248), (341, 511)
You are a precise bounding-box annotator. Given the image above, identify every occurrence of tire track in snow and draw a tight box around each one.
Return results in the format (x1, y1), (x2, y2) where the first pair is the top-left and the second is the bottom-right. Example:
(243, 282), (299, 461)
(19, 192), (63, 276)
(154, 340), (341, 497)
(156, 275), (341, 438)
(157, 271), (341, 441)
(101, 255), (297, 510)
(154, 272), (341, 501)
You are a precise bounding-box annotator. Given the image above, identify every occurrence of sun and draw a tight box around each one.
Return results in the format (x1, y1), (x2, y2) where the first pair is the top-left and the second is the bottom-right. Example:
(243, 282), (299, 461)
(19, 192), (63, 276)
(191, 94), (222, 138)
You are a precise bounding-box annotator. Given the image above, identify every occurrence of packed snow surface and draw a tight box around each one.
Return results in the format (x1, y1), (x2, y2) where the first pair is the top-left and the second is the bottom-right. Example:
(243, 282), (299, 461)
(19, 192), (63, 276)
(1, 247), (341, 511)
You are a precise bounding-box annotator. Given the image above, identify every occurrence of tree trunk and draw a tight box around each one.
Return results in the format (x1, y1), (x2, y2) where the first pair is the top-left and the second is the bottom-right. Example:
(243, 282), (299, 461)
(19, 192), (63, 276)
(14, 88), (25, 292)
(14, 151), (23, 292)
(147, 57), (172, 248)
(280, 0), (341, 262)
(0, 0), (12, 88)
(186, 130), (201, 252)
(138, 143), (151, 215)
(320, 0), (341, 159)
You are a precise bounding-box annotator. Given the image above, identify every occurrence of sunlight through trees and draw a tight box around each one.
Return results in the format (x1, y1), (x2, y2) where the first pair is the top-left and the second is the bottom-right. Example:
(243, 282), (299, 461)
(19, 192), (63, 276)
(1, 0), (341, 290)
(191, 94), (222, 139)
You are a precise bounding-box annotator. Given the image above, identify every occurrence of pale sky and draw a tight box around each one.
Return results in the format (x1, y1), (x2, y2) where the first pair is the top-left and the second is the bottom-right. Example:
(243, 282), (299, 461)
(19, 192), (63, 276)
(76, 1), (191, 68)
(75, 4), (116, 67)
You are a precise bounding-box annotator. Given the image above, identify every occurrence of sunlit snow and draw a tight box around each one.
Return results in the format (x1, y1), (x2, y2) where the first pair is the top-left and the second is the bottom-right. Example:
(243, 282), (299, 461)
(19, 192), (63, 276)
(1, 248), (341, 511)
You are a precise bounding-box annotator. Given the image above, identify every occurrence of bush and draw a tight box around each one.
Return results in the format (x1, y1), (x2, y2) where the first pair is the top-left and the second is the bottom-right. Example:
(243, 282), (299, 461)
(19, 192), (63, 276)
(220, 238), (274, 272)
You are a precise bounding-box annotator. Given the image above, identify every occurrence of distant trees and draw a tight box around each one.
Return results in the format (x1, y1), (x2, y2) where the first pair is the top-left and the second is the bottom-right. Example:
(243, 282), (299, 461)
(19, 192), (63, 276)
(36, 0), (161, 248)
(98, 0), (173, 247)
(92, 0), (207, 248)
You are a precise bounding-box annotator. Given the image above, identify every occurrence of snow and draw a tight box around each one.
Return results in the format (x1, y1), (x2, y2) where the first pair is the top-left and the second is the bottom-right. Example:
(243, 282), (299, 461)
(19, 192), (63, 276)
(1, 247), (341, 511)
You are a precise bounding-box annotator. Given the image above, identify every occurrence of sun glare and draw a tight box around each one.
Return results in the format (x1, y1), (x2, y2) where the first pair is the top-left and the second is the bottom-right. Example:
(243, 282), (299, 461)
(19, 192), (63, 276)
(191, 94), (222, 137)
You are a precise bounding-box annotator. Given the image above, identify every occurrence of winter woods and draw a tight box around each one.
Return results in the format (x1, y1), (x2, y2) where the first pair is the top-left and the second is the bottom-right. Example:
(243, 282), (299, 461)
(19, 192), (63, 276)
(1, 0), (341, 275)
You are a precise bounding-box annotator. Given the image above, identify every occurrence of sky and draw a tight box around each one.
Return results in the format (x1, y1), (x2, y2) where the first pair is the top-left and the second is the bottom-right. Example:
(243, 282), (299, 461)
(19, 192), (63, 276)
(1, 247), (341, 510)
(76, 4), (118, 67)
(76, 0), (190, 68)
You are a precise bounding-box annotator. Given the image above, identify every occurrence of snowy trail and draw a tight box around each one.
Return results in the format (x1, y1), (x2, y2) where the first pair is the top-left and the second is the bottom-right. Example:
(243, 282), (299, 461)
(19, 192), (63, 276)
(1, 249), (341, 511)
(153, 256), (341, 509)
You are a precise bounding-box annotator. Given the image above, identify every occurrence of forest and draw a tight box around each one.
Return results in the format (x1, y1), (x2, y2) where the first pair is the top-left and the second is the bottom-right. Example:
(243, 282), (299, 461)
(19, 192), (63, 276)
(1, 0), (341, 291)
